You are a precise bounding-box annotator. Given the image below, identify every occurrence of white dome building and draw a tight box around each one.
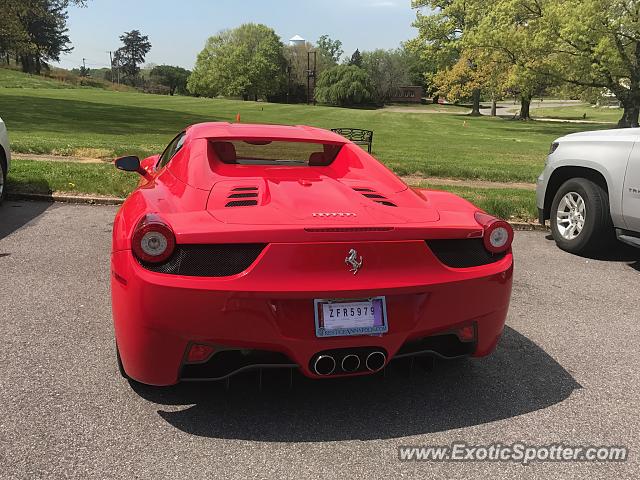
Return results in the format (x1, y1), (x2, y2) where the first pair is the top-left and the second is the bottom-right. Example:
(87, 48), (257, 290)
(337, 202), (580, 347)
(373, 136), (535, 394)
(289, 35), (306, 47)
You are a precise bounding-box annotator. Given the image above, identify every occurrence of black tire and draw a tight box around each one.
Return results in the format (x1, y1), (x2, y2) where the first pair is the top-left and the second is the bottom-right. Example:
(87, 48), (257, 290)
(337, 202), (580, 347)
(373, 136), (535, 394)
(116, 344), (130, 380)
(0, 154), (6, 204)
(550, 178), (613, 255)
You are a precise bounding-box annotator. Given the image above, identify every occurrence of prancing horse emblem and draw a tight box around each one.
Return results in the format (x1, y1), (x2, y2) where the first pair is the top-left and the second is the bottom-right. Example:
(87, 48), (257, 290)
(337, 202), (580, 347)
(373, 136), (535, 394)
(345, 249), (363, 275)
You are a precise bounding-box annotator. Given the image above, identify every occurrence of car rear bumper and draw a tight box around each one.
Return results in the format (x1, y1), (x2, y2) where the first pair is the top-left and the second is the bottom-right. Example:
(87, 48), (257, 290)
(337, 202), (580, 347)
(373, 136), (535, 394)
(112, 241), (513, 385)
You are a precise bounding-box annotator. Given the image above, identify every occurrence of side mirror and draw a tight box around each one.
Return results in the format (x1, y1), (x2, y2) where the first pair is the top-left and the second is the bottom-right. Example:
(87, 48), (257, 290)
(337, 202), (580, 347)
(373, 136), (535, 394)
(115, 156), (143, 174)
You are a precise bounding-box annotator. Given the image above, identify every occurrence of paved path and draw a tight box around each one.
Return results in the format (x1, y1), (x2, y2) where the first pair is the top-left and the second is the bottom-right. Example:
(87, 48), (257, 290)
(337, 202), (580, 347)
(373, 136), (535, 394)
(1, 201), (638, 479)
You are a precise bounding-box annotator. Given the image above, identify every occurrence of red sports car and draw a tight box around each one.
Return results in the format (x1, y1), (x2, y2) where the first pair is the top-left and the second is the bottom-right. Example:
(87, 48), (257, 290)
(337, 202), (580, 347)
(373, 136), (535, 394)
(111, 123), (513, 386)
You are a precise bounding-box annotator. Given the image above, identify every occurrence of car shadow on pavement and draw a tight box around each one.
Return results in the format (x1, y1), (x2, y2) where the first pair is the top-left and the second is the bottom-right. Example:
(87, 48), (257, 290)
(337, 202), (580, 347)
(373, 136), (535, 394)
(131, 326), (581, 442)
(544, 234), (640, 271)
(0, 200), (51, 242)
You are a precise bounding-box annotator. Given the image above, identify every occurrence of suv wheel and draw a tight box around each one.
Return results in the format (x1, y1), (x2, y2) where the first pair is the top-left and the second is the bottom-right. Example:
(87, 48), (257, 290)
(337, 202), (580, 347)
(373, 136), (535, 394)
(550, 178), (612, 254)
(0, 157), (6, 203)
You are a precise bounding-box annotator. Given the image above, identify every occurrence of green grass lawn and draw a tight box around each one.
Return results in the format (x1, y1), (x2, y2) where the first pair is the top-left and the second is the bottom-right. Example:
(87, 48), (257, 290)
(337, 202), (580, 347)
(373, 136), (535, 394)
(0, 68), (74, 89)
(384, 103), (472, 113)
(0, 80), (612, 183)
(8, 160), (138, 197)
(532, 104), (621, 123)
(8, 159), (537, 220)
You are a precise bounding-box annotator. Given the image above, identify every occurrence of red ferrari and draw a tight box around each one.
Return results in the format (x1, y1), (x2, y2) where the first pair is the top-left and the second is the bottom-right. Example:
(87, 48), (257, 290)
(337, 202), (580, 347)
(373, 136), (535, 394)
(111, 123), (513, 386)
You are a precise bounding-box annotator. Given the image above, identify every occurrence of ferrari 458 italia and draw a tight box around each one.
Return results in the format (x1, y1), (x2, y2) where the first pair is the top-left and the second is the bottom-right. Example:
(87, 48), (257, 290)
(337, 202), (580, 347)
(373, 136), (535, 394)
(111, 123), (513, 386)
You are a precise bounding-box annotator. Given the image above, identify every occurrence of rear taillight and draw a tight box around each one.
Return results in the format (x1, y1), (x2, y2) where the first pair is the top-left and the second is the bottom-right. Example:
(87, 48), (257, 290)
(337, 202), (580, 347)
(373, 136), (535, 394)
(474, 212), (514, 254)
(131, 214), (176, 263)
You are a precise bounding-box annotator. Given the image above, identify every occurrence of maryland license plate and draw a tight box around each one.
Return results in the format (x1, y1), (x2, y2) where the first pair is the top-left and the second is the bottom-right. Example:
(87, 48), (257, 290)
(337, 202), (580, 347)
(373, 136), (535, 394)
(314, 297), (388, 337)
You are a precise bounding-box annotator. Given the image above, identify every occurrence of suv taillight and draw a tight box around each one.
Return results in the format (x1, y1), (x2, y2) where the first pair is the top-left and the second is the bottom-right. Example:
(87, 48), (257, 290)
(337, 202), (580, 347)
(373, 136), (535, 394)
(474, 212), (514, 254)
(131, 214), (176, 263)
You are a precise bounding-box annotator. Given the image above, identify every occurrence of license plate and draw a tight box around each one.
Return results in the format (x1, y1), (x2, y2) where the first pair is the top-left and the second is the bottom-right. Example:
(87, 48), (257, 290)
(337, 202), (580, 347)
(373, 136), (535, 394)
(314, 297), (388, 337)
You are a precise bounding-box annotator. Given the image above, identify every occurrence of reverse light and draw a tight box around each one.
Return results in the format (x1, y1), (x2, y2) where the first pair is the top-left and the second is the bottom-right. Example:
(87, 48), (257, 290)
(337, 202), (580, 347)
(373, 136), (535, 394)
(131, 214), (176, 263)
(186, 344), (215, 363)
(474, 212), (514, 254)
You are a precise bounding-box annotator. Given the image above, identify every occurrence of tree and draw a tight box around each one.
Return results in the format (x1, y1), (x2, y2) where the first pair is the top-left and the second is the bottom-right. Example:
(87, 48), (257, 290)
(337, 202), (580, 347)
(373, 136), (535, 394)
(316, 34), (343, 64)
(409, 0), (488, 115)
(188, 23), (286, 100)
(488, 0), (640, 127)
(150, 65), (190, 95)
(349, 49), (363, 67)
(0, 0), (87, 74)
(314, 65), (373, 106)
(361, 49), (411, 104)
(113, 30), (151, 85)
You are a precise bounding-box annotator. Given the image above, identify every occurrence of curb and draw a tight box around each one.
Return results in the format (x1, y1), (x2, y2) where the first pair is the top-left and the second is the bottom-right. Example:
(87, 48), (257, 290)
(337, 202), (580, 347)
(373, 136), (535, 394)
(8, 192), (124, 205)
(511, 222), (549, 232)
(8, 191), (550, 231)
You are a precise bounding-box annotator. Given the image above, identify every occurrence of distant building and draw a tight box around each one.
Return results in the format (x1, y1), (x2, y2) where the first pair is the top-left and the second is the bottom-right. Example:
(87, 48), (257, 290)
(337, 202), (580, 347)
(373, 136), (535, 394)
(289, 35), (306, 47)
(389, 86), (423, 104)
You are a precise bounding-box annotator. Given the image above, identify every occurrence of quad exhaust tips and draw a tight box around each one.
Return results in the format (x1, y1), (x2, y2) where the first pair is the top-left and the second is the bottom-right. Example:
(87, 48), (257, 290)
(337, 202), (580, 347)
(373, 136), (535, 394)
(365, 351), (386, 372)
(312, 349), (387, 376)
(313, 355), (336, 376)
(341, 354), (361, 373)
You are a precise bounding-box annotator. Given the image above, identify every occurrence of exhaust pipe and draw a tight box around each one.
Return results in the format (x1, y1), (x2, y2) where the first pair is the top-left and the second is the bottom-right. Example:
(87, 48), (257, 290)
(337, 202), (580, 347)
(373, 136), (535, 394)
(341, 354), (361, 373)
(365, 351), (386, 372)
(313, 355), (336, 376)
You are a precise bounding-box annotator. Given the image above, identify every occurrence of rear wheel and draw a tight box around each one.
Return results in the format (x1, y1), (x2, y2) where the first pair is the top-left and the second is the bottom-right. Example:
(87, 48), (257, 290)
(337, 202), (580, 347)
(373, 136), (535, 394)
(116, 344), (130, 379)
(0, 155), (6, 203)
(550, 178), (612, 254)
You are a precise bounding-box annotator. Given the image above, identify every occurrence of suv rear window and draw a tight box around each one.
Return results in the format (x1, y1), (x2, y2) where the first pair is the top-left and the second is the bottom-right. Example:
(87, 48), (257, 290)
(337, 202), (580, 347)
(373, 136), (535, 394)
(210, 140), (342, 166)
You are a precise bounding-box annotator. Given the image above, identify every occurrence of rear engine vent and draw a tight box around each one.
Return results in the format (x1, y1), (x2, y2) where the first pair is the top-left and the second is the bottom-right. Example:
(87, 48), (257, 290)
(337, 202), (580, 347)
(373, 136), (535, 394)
(139, 244), (267, 276)
(426, 239), (507, 268)
(224, 186), (259, 207)
(353, 187), (397, 207)
(228, 192), (258, 199)
(226, 200), (258, 207)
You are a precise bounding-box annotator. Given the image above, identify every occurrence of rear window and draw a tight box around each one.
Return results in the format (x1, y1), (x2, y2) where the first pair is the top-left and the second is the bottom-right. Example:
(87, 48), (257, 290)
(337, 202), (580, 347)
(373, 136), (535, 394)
(210, 140), (342, 166)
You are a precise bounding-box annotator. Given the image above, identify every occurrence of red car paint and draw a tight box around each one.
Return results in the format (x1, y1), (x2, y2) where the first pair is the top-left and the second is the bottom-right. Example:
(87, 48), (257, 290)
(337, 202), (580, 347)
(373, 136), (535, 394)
(111, 123), (513, 386)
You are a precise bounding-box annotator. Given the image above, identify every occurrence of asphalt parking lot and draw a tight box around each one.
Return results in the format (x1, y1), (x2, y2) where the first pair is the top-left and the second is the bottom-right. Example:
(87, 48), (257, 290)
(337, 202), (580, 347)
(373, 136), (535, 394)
(1, 200), (639, 479)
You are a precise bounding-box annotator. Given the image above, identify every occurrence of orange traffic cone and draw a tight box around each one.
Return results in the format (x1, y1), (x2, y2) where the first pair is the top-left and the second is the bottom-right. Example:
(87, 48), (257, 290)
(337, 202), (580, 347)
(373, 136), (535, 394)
(235, 113), (241, 123)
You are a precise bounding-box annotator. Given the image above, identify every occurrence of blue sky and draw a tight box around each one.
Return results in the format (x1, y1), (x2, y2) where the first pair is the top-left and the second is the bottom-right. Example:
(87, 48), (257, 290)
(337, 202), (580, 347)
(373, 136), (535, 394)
(57, 0), (419, 70)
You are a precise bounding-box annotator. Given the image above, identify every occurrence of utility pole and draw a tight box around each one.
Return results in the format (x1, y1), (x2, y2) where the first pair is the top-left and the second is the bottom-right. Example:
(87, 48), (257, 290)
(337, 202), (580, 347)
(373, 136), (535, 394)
(82, 58), (86, 76)
(306, 50), (317, 105)
(108, 51), (114, 83)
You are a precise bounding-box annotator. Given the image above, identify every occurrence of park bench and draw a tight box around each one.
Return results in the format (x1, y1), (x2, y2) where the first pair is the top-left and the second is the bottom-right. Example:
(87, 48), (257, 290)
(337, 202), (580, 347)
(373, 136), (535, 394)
(331, 128), (374, 153)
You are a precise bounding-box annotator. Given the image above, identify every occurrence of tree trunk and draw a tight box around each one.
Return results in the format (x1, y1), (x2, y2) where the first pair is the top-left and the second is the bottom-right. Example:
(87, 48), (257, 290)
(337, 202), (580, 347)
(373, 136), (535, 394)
(491, 99), (497, 116)
(519, 95), (532, 120)
(470, 89), (481, 116)
(617, 101), (640, 128)
(432, 94), (439, 105)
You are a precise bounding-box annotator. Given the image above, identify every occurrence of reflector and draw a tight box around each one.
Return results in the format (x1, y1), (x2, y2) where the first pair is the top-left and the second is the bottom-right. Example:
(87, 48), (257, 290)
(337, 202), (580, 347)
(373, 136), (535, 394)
(455, 324), (476, 343)
(186, 344), (215, 363)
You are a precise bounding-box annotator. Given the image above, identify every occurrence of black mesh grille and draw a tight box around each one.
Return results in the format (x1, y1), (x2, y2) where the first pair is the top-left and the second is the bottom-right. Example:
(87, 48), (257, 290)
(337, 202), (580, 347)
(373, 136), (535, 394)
(139, 244), (266, 276)
(225, 200), (258, 207)
(233, 187), (258, 191)
(426, 239), (506, 268)
(228, 192), (258, 199)
(376, 200), (397, 207)
(181, 349), (296, 380)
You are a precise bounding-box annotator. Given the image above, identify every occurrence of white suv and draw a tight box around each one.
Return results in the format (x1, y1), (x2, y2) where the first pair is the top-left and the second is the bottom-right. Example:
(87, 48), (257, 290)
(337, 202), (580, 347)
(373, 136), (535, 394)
(0, 117), (10, 204)
(537, 127), (640, 254)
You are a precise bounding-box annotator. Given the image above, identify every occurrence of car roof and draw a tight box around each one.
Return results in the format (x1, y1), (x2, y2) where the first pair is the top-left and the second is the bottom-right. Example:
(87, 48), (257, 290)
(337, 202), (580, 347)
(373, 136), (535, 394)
(186, 122), (349, 144)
